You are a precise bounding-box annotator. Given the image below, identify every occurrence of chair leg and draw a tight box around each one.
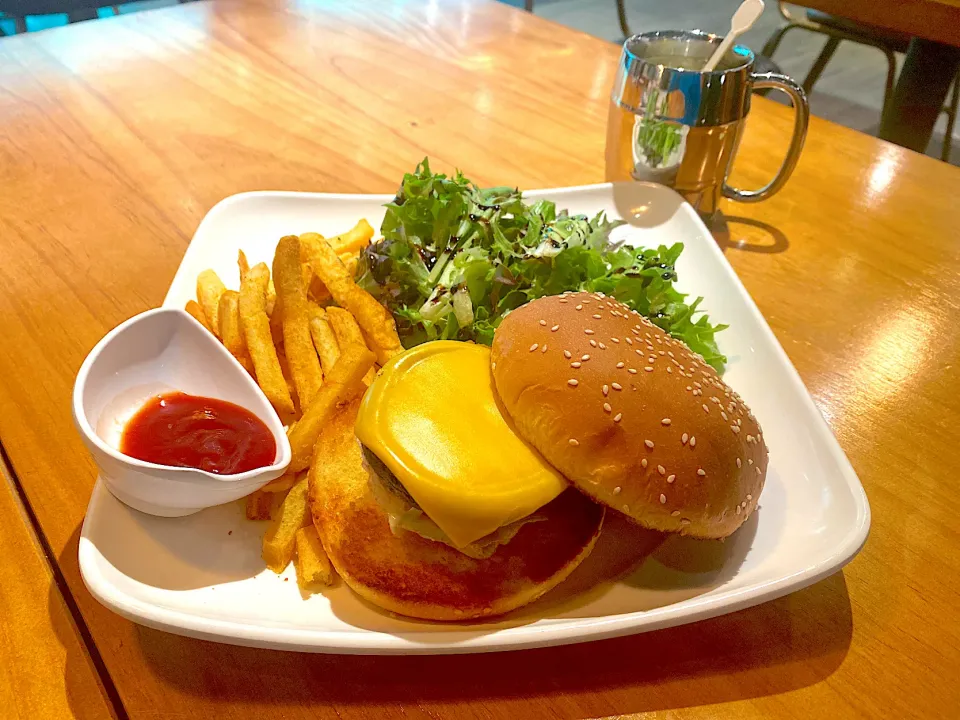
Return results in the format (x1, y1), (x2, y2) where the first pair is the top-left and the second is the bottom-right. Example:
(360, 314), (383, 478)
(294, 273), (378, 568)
(616, 0), (631, 38)
(14, 16), (26, 33)
(760, 23), (796, 58)
(524, 0), (534, 11)
(802, 36), (840, 94)
(880, 48), (898, 120)
(942, 74), (959, 161)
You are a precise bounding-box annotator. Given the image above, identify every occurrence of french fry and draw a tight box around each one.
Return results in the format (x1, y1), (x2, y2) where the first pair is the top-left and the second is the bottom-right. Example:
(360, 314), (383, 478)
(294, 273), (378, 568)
(326, 307), (377, 385)
(239, 262), (295, 418)
(329, 219), (374, 256)
(294, 526), (334, 589)
(309, 308), (340, 374)
(339, 253), (359, 278)
(261, 470), (299, 494)
(197, 270), (227, 338)
(217, 290), (253, 373)
(287, 345), (376, 472)
(245, 489), (275, 521)
(185, 300), (213, 333)
(301, 235), (402, 364)
(262, 474), (312, 573)
(238, 249), (251, 281)
(273, 235), (324, 408)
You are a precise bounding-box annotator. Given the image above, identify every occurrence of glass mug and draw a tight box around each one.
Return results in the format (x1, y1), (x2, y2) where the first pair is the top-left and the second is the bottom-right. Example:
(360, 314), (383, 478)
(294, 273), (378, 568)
(606, 30), (809, 219)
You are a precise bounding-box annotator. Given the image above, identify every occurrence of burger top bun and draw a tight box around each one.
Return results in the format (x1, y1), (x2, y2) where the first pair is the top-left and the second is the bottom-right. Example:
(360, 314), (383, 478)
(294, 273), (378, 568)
(491, 291), (768, 539)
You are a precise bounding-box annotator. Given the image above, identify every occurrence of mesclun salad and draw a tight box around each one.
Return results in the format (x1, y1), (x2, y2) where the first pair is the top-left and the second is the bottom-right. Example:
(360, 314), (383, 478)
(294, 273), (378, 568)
(357, 159), (727, 371)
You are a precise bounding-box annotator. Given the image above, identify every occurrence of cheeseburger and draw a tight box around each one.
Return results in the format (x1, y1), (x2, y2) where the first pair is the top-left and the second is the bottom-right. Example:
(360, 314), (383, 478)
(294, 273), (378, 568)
(309, 290), (767, 621)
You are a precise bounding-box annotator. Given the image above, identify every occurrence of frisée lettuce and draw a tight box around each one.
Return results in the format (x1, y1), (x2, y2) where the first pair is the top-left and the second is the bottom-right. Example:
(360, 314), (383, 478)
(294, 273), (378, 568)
(356, 159), (727, 371)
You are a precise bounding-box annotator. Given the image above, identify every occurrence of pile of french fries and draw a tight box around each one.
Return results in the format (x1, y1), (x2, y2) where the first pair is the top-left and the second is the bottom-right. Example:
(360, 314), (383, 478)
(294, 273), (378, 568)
(185, 219), (403, 593)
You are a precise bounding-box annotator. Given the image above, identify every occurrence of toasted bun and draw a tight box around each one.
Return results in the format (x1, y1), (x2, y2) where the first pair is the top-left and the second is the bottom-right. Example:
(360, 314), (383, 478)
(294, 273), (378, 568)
(491, 291), (768, 539)
(308, 400), (605, 621)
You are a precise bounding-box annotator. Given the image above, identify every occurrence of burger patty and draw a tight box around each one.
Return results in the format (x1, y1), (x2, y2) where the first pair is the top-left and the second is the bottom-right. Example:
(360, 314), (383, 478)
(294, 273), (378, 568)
(361, 444), (421, 510)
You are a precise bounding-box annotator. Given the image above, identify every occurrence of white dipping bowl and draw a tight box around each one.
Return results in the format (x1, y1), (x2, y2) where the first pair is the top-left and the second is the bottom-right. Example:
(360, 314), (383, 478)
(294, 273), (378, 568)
(73, 308), (291, 517)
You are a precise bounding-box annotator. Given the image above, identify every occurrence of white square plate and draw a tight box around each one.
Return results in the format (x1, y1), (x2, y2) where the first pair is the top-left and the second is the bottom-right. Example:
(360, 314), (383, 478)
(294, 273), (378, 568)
(79, 182), (869, 654)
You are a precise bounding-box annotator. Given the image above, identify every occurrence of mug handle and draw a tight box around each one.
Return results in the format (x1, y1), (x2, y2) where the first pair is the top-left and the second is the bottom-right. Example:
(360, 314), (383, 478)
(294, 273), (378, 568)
(723, 72), (810, 203)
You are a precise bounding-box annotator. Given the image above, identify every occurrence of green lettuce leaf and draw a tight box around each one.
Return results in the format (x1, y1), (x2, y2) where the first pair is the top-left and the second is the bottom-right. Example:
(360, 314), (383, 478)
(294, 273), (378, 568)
(356, 158), (727, 371)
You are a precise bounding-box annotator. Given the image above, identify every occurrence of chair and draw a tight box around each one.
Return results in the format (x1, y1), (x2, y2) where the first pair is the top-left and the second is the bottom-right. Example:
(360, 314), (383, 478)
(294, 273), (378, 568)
(761, 2), (958, 161)
(524, 0), (632, 39)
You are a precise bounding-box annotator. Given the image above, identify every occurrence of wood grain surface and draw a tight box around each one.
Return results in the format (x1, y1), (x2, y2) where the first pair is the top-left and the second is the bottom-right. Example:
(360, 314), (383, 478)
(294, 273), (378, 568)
(0, 0), (958, 717)
(0, 459), (114, 719)
(800, 0), (960, 46)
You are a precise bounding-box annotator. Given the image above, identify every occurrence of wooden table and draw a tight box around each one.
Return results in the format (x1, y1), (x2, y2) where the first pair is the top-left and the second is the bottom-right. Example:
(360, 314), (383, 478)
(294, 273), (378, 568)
(0, 0), (958, 717)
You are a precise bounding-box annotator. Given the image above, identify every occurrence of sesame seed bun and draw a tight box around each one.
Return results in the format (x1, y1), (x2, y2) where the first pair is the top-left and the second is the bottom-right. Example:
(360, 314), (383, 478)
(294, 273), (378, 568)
(491, 291), (768, 539)
(308, 400), (605, 621)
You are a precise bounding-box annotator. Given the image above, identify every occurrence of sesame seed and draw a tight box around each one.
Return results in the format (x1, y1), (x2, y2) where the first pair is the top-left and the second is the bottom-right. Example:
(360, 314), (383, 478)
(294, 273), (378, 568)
(589, 339), (597, 347)
(702, 404), (710, 413)
(570, 362), (581, 368)
(658, 351), (665, 356)
(613, 486), (622, 495)
(641, 458), (648, 468)
(645, 366), (654, 372)
(748, 459), (754, 465)
(645, 440), (654, 449)
(694, 382), (702, 388)
(659, 494), (666, 504)
(746, 434), (755, 443)
(602, 384), (609, 396)
(529, 343), (539, 352)
(721, 412), (728, 420)
(668, 351), (675, 358)
(539, 320), (546, 326)
(541, 345), (548, 353)
(662, 418), (671, 426)
(671, 510), (681, 517)
(584, 329), (595, 335)
(616, 361), (625, 368)
(681, 518), (690, 525)
(756, 467), (762, 475)
(682, 433), (688, 444)
(551, 324), (560, 332)
(611, 338), (620, 343)
(563, 350), (572, 359)
(582, 354), (590, 361)
(622, 504), (630, 512)
(612, 383), (622, 391)
(697, 468), (706, 476)
(568, 438), (579, 446)
(736, 458), (742, 468)
(625, 337), (633, 345)
(559, 299), (568, 304)
(732, 425), (741, 434)
(568, 379), (579, 387)
(690, 436), (697, 447)
(736, 505), (741, 515)
(667, 367), (673, 373)
(667, 474), (675, 483)
(599, 342), (606, 350)
(657, 465), (666, 475)
(747, 494), (752, 500)
(575, 304), (583, 311)
(593, 314), (601, 319)
(628, 368), (637, 374)
(603, 403), (612, 413)
(613, 413), (622, 422)
(648, 357), (656, 363)
(741, 501), (747, 509)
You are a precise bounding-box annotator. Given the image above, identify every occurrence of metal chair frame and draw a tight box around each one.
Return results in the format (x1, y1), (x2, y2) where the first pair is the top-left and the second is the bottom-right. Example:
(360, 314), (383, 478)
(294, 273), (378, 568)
(762, 2), (958, 161)
(525, 0), (632, 39)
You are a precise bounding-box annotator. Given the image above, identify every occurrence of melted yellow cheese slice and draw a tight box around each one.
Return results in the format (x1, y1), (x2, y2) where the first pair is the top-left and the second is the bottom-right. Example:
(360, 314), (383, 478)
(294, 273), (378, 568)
(355, 341), (566, 548)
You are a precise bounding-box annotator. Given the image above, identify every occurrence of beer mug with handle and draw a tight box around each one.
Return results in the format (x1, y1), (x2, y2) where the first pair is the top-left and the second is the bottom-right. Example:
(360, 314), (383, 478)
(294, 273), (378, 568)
(606, 30), (809, 219)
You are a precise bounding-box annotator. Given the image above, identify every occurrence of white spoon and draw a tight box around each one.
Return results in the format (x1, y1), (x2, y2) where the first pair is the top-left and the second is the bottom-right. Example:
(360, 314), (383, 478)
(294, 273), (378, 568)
(702, 0), (765, 72)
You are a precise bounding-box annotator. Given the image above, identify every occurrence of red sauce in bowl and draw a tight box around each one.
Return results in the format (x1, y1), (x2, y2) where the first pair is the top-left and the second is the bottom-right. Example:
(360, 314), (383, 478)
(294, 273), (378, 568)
(120, 392), (276, 475)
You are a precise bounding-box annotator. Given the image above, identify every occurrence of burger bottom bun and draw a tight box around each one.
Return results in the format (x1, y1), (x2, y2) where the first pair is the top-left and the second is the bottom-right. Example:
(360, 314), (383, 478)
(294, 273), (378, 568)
(308, 400), (605, 622)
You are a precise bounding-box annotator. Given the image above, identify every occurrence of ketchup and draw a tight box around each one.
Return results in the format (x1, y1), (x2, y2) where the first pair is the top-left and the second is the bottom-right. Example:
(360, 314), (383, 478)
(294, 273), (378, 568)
(120, 392), (276, 474)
